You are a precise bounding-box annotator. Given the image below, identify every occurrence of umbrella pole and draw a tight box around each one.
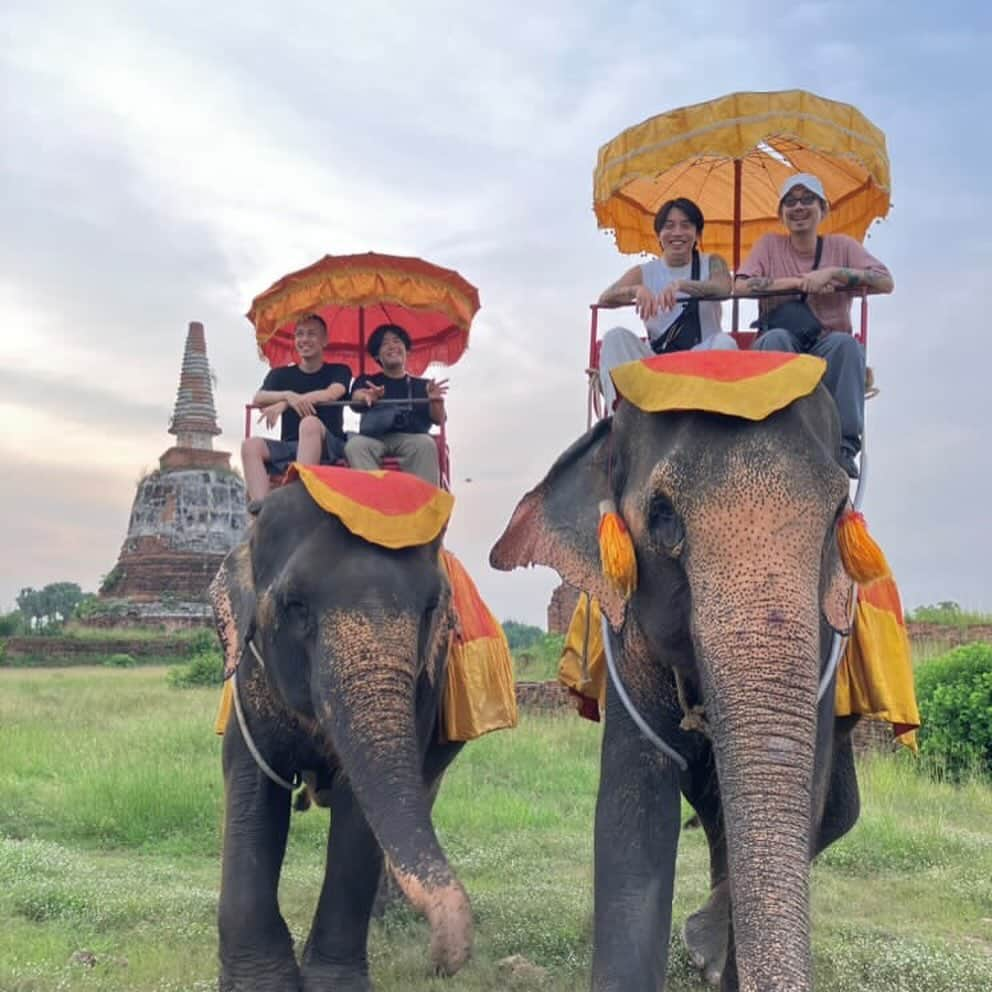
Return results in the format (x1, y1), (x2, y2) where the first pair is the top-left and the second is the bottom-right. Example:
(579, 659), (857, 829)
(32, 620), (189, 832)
(732, 157), (742, 334)
(358, 305), (366, 376)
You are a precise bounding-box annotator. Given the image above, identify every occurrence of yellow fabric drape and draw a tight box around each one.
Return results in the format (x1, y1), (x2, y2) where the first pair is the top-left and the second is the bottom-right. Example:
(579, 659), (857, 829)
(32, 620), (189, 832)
(836, 576), (920, 750)
(215, 678), (233, 736)
(441, 550), (519, 741)
(558, 593), (606, 719)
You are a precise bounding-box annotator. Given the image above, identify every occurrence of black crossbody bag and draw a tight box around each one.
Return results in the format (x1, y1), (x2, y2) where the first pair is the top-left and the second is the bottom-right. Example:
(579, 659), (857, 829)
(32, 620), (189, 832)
(651, 249), (702, 355)
(358, 376), (415, 437)
(753, 236), (824, 353)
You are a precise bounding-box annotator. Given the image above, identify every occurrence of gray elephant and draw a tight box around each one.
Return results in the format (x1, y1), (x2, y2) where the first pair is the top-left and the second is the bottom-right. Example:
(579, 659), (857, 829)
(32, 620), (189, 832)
(490, 376), (859, 991)
(209, 479), (471, 992)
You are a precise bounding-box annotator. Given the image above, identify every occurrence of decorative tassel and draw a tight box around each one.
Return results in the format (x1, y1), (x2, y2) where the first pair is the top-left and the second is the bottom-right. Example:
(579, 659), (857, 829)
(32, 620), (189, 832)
(598, 499), (638, 598)
(837, 509), (889, 584)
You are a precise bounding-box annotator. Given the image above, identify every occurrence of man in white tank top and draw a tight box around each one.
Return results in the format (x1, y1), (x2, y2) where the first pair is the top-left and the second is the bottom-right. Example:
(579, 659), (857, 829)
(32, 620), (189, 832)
(596, 197), (736, 409)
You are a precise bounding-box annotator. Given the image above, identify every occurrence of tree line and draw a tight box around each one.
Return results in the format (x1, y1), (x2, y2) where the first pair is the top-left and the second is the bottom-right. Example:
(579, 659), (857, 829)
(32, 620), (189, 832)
(1, 582), (93, 635)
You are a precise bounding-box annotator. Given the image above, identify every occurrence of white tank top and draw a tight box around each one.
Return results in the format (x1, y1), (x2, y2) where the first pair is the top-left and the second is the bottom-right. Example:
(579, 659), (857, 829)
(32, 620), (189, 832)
(641, 254), (724, 344)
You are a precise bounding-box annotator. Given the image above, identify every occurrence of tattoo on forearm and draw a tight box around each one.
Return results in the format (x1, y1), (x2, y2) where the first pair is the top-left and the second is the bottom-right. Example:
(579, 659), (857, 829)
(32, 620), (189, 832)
(747, 276), (774, 292)
(840, 268), (860, 288)
(601, 279), (637, 304)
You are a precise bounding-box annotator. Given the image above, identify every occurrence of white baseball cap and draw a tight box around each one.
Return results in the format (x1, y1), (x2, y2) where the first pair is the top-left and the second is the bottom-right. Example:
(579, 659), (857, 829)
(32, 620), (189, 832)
(779, 173), (827, 204)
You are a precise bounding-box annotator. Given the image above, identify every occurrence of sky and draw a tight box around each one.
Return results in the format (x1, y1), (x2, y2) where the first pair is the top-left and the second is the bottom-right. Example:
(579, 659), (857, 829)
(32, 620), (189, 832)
(1, 0), (989, 627)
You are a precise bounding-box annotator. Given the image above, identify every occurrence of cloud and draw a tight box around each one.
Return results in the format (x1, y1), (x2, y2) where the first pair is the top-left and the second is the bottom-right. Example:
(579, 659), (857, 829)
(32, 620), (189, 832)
(0, 0), (989, 623)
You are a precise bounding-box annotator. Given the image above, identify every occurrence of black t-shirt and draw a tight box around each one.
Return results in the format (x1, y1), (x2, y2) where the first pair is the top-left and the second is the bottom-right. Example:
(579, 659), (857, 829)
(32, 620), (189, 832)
(351, 372), (433, 434)
(260, 363), (352, 441)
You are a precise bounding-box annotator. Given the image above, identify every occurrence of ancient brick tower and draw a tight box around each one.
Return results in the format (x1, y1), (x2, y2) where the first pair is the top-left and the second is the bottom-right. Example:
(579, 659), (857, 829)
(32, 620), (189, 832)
(99, 322), (247, 621)
(547, 582), (580, 634)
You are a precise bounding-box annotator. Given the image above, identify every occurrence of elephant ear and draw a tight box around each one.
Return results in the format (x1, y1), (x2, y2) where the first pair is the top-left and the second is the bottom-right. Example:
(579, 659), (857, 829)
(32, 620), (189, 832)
(821, 524), (855, 635)
(209, 541), (256, 679)
(489, 418), (625, 627)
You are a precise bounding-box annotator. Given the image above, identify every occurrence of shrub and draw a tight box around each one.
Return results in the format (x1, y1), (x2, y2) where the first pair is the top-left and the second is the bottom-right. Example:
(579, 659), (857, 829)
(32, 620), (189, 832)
(0, 609), (24, 636)
(186, 627), (220, 653)
(104, 653), (136, 668)
(167, 649), (224, 689)
(916, 643), (992, 781)
(502, 620), (545, 652)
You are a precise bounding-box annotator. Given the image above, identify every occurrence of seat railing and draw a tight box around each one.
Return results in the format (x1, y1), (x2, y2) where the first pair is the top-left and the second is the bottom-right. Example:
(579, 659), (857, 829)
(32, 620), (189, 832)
(243, 399), (450, 490)
(588, 289), (869, 371)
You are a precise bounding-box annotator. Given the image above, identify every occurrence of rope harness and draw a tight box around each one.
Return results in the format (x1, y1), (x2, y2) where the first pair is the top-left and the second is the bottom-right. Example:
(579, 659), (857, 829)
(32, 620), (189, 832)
(230, 640), (301, 793)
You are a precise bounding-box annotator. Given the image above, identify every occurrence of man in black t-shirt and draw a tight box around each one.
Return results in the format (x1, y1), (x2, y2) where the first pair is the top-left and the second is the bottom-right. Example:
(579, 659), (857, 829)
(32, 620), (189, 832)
(241, 313), (351, 505)
(346, 324), (448, 486)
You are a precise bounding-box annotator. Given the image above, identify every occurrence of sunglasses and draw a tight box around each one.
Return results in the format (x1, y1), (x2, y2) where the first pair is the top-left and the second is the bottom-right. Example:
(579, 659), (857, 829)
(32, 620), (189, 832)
(782, 193), (821, 208)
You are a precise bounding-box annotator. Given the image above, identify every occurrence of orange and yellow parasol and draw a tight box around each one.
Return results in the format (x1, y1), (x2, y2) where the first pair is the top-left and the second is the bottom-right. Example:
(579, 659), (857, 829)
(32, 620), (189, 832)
(247, 252), (481, 376)
(593, 89), (891, 269)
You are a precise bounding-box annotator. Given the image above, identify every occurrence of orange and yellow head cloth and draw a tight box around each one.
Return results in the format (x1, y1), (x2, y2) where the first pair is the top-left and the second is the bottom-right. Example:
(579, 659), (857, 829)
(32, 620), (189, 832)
(287, 464), (454, 549)
(598, 499), (637, 599)
(610, 350), (826, 420)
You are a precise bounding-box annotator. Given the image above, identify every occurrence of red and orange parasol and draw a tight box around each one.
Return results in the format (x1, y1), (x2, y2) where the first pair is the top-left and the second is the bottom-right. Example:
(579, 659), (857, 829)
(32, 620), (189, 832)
(247, 252), (481, 375)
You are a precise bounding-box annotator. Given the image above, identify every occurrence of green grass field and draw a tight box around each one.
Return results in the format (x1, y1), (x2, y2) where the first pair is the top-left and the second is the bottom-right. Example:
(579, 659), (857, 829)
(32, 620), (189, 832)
(1, 667), (990, 991)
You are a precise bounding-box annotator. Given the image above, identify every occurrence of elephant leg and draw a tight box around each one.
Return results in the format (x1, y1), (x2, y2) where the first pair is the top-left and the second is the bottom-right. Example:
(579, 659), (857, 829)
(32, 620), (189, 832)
(218, 728), (300, 992)
(301, 776), (382, 992)
(591, 678), (682, 991)
(815, 716), (861, 854)
(681, 752), (730, 988)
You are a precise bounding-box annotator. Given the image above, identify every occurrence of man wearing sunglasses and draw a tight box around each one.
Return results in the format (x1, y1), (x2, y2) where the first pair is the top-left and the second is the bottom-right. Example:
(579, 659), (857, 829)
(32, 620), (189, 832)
(735, 173), (893, 478)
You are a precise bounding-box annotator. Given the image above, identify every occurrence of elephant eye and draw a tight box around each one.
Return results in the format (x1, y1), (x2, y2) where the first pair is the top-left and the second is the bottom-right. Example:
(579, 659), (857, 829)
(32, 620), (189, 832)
(648, 494), (685, 556)
(283, 597), (310, 630)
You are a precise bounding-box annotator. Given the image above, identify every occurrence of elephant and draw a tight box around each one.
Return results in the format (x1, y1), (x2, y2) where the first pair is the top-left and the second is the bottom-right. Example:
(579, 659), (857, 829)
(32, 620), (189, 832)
(209, 479), (471, 992)
(490, 381), (860, 992)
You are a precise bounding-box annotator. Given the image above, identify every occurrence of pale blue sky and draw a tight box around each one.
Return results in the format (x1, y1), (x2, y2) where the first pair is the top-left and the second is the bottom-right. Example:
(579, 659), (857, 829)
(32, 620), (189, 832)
(1, 0), (988, 624)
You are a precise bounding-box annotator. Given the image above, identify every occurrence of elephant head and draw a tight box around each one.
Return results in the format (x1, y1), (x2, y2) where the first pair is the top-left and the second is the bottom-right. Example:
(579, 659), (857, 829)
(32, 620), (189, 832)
(491, 385), (853, 990)
(211, 480), (471, 980)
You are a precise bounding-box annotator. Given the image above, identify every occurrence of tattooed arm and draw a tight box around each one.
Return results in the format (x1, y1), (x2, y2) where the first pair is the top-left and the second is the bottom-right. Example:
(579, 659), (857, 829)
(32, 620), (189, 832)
(734, 273), (804, 295)
(829, 267), (894, 293)
(598, 265), (643, 306)
(599, 265), (661, 321)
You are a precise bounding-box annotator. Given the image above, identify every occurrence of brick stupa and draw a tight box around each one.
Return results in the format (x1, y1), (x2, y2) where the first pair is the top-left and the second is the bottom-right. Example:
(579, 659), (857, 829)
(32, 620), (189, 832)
(98, 322), (247, 624)
(547, 581), (581, 635)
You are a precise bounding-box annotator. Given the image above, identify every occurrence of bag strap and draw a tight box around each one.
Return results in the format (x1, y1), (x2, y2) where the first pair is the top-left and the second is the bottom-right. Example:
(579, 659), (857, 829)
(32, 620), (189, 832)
(799, 237), (823, 303)
(690, 248), (700, 281)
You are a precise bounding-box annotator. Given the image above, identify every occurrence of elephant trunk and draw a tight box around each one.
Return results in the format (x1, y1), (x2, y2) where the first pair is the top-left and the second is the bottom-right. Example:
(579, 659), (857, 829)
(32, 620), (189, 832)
(687, 499), (828, 991)
(314, 612), (471, 976)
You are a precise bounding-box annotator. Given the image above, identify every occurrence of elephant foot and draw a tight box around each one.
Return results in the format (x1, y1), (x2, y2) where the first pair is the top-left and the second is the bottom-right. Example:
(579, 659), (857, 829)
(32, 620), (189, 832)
(301, 962), (372, 992)
(681, 879), (729, 988)
(219, 964), (302, 992)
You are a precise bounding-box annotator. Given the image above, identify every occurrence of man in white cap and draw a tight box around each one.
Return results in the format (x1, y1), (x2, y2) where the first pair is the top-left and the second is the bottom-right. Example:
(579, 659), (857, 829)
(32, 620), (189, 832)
(735, 173), (893, 478)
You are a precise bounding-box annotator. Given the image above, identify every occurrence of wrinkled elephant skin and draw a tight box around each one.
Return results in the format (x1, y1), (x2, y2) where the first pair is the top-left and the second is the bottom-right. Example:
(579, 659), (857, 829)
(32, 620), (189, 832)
(211, 483), (469, 992)
(491, 388), (859, 992)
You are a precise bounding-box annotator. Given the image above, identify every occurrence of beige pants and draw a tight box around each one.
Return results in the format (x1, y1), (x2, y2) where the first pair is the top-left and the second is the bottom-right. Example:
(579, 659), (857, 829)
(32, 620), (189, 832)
(344, 432), (440, 486)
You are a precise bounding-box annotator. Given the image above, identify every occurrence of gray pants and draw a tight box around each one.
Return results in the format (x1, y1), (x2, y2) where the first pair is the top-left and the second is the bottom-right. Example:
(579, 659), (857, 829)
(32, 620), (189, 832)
(344, 432), (440, 486)
(755, 328), (865, 453)
(598, 326), (738, 410)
